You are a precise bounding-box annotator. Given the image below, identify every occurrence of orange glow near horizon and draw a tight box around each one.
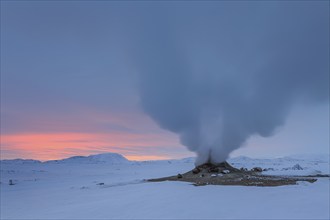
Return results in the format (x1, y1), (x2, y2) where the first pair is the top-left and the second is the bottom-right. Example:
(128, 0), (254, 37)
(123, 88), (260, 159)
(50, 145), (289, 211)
(0, 109), (194, 161)
(125, 155), (171, 161)
(1, 132), (184, 161)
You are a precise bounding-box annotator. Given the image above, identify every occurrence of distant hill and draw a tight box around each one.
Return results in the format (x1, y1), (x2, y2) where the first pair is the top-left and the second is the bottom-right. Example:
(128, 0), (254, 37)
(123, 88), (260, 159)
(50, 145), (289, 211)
(1, 153), (129, 164)
(45, 153), (130, 164)
(0, 159), (42, 164)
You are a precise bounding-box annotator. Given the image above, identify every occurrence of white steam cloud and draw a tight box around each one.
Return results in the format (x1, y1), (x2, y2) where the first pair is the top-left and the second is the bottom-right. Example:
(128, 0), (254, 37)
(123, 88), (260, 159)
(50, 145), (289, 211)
(130, 3), (329, 165)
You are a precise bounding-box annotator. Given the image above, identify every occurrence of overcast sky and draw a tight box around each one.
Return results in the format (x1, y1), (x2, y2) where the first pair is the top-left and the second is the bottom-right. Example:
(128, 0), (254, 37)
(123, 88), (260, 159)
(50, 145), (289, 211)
(1, 1), (329, 160)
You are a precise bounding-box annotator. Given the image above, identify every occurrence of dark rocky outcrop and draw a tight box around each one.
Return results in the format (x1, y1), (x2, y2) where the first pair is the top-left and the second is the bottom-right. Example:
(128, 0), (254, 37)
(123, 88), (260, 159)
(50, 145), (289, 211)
(251, 167), (263, 172)
(148, 161), (321, 187)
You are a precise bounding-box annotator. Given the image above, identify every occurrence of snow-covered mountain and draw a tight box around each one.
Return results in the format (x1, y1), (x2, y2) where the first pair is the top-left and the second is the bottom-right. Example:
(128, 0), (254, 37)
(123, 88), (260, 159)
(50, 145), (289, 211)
(45, 153), (129, 164)
(1, 153), (129, 165)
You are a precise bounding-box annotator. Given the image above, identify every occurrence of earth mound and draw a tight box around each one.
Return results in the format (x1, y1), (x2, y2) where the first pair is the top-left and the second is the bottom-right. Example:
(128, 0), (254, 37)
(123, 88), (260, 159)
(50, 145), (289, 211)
(148, 161), (322, 187)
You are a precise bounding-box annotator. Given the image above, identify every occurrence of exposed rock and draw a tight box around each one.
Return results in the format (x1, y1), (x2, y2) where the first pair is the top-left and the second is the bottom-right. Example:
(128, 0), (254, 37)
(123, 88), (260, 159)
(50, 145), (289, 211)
(282, 164), (304, 171)
(251, 167), (263, 172)
(192, 168), (201, 174)
(263, 168), (274, 171)
(292, 164), (303, 170)
(197, 163), (214, 169)
(177, 174), (183, 178)
(208, 167), (219, 173)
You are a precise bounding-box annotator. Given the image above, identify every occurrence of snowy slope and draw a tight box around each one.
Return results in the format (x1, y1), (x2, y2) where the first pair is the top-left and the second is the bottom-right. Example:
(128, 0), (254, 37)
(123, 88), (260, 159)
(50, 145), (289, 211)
(229, 154), (329, 176)
(1, 153), (329, 219)
(1, 159), (41, 164)
(44, 152), (129, 164)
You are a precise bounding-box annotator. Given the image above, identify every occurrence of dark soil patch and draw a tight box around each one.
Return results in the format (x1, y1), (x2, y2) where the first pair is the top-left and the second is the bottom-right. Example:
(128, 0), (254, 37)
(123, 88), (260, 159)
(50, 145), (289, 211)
(148, 162), (325, 187)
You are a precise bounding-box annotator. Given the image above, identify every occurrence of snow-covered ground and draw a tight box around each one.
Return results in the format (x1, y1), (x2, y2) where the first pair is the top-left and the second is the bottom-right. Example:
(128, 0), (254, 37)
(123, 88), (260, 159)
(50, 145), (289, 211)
(1, 153), (329, 219)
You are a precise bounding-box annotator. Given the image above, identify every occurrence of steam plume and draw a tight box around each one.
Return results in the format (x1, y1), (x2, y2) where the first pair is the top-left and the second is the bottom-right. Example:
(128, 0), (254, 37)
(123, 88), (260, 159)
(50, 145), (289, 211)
(134, 3), (329, 165)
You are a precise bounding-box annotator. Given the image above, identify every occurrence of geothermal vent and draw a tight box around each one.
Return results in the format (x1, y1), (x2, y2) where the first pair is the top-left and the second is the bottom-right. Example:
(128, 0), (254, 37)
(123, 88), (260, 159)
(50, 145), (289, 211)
(148, 161), (323, 187)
